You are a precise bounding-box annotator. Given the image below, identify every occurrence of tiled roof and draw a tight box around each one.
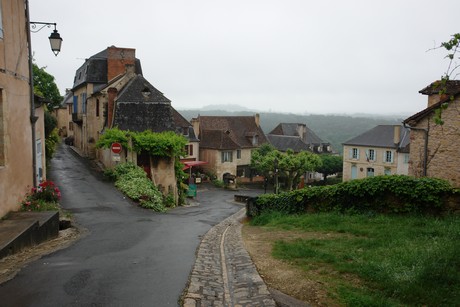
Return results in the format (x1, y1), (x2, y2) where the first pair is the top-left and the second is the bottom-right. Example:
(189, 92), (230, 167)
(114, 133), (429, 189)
(343, 125), (410, 150)
(266, 135), (310, 153)
(199, 129), (240, 150)
(419, 80), (460, 95)
(112, 75), (174, 132)
(269, 123), (327, 145)
(404, 91), (460, 125)
(198, 116), (268, 149)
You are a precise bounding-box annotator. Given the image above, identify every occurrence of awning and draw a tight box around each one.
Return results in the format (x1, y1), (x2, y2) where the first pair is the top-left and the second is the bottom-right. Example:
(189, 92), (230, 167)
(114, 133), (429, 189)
(182, 160), (208, 170)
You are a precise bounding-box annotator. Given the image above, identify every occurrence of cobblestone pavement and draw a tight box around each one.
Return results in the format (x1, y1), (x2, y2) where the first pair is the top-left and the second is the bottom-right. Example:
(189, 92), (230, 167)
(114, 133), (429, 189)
(183, 207), (277, 307)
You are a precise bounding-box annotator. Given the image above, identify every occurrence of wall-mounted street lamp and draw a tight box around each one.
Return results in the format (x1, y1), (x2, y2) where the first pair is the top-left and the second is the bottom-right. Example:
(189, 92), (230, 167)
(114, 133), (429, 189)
(25, 0), (64, 186)
(29, 22), (63, 56)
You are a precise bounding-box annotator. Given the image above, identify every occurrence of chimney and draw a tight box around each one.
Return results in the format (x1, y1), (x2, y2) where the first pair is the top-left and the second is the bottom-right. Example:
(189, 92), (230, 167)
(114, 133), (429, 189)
(107, 46), (136, 81)
(191, 117), (200, 138)
(125, 64), (136, 78)
(393, 125), (401, 144)
(107, 87), (118, 128)
(254, 113), (260, 127)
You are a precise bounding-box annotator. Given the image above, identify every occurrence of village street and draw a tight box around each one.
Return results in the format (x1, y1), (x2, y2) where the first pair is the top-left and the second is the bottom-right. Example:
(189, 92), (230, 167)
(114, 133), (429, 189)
(0, 144), (259, 306)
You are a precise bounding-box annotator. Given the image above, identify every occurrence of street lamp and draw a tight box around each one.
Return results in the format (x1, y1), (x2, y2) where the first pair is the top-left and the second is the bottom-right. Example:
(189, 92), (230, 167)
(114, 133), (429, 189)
(25, 0), (63, 186)
(30, 22), (63, 56)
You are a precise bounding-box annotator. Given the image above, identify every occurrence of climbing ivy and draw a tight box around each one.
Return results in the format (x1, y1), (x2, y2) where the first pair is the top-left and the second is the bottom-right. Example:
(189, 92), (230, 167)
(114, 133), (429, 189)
(95, 127), (130, 150)
(131, 130), (187, 158)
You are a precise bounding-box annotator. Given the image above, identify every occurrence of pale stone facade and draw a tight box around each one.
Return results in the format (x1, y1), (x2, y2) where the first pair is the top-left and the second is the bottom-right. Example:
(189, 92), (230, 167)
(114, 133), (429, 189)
(404, 83), (460, 187)
(0, 0), (46, 217)
(342, 125), (410, 181)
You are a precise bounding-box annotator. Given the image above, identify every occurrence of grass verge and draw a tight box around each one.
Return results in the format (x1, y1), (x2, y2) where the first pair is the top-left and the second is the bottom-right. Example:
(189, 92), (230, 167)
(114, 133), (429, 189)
(250, 212), (460, 306)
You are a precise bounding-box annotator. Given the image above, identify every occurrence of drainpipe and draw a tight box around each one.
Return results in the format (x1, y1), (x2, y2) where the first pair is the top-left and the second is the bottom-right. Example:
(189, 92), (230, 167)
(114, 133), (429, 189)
(403, 122), (428, 177)
(25, 0), (38, 187)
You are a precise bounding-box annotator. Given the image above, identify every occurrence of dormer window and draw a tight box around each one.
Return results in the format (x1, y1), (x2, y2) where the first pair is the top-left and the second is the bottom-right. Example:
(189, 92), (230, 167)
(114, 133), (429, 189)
(141, 87), (151, 98)
(252, 135), (259, 146)
(182, 127), (189, 136)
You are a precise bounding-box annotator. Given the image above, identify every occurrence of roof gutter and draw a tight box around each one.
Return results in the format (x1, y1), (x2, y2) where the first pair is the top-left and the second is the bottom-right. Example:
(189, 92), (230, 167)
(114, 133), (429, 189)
(403, 122), (428, 177)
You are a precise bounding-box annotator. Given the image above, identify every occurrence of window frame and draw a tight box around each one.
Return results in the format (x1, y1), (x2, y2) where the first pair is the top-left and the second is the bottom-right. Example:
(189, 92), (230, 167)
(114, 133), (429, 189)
(221, 151), (233, 163)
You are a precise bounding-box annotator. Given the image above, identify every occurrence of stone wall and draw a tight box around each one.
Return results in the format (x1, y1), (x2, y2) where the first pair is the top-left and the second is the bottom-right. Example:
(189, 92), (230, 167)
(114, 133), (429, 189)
(409, 99), (460, 187)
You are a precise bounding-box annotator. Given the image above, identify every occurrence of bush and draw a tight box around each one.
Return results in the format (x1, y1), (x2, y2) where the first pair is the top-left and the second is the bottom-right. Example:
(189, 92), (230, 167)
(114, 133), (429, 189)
(212, 179), (225, 188)
(111, 163), (165, 212)
(247, 175), (457, 217)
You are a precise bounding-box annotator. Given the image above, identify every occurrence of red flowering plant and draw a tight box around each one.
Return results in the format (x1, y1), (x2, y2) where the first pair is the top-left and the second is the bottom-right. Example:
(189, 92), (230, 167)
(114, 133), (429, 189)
(21, 180), (61, 211)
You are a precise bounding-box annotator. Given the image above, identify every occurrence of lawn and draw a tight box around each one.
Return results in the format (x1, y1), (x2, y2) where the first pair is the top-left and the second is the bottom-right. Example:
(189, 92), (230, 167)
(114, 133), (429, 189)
(249, 212), (460, 306)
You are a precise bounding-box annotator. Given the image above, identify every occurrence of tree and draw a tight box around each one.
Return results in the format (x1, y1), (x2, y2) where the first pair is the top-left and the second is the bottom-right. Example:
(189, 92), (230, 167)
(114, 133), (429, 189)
(32, 62), (62, 163)
(317, 154), (343, 182)
(432, 33), (460, 124)
(251, 146), (322, 192)
(33, 63), (62, 110)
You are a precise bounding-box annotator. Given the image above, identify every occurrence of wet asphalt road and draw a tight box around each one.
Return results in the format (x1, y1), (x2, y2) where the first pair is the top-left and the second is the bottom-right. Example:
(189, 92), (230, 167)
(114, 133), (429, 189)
(0, 144), (262, 306)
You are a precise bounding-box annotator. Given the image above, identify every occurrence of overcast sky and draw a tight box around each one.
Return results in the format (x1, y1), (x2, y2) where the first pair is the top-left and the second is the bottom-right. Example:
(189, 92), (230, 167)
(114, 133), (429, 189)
(29, 0), (459, 115)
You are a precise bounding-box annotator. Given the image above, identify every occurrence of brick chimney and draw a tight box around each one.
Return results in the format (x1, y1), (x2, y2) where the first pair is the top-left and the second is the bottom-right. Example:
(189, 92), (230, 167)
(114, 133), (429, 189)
(107, 87), (118, 128)
(393, 125), (401, 144)
(107, 46), (136, 81)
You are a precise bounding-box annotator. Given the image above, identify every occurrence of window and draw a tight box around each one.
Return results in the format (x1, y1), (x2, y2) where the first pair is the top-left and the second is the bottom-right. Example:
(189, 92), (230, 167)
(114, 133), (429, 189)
(366, 168), (375, 177)
(367, 149), (375, 161)
(237, 149), (241, 159)
(384, 168), (391, 175)
(184, 144), (193, 156)
(384, 150), (394, 163)
(252, 135), (259, 146)
(96, 99), (100, 117)
(221, 151), (233, 163)
(73, 96), (78, 113)
(68, 104), (72, 115)
(69, 122), (74, 131)
(182, 127), (189, 136)
(350, 148), (359, 160)
(317, 146), (323, 152)
(0, 89), (4, 165)
(404, 153), (409, 164)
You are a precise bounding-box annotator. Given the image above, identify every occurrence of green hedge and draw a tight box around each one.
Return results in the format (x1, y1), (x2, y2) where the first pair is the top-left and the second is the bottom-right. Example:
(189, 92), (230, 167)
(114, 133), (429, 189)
(247, 175), (458, 217)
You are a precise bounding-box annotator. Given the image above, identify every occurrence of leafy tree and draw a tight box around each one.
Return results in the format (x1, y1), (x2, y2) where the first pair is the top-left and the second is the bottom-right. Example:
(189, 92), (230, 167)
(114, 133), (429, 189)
(317, 154), (343, 182)
(251, 146), (322, 192)
(32, 62), (62, 162)
(278, 149), (322, 191)
(33, 63), (62, 110)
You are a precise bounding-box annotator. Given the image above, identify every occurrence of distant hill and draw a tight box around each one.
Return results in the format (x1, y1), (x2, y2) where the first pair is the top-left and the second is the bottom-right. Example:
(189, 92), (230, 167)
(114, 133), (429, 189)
(178, 109), (404, 154)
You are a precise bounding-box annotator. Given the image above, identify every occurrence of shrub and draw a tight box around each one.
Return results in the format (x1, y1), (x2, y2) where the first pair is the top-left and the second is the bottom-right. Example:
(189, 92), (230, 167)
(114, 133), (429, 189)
(212, 179), (225, 188)
(21, 180), (61, 212)
(111, 163), (165, 212)
(247, 175), (457, 217)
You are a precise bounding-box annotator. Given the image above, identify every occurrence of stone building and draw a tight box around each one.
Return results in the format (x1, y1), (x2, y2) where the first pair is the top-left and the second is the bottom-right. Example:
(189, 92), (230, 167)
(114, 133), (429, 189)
(53, 89), (73, 138)
(403, 80), (460, 187)
(342, 125), (410, 181)
(191, 114), (267, 182)
(0, 0), (47, 217)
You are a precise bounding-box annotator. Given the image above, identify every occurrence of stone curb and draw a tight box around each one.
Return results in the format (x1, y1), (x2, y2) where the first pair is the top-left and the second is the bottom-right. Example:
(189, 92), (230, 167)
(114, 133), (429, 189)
(183, 208), (276, 307)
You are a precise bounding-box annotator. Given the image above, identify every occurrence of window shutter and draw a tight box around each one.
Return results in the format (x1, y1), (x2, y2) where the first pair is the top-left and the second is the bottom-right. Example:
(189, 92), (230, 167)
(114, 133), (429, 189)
(221, 152), (224, 163)
(356, 149), (360, 160)
(190, 144), (193, 156)
(390, 151), (394, 163)
(73, 96), (78, 113)
(349, 149), (352, 159)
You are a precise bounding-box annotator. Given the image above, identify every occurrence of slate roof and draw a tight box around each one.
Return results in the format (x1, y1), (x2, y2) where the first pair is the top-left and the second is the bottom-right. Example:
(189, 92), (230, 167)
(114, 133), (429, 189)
(266, 135), (310, 153)
(72, 47), (143, 90)
(197, 116), (268, 149)
(58, 90), (73, 109)
(172, 108), (199, 142)
(269, 123), (327, 145)
(343, 125), (410, 150)
(112, 75), (175, 132)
